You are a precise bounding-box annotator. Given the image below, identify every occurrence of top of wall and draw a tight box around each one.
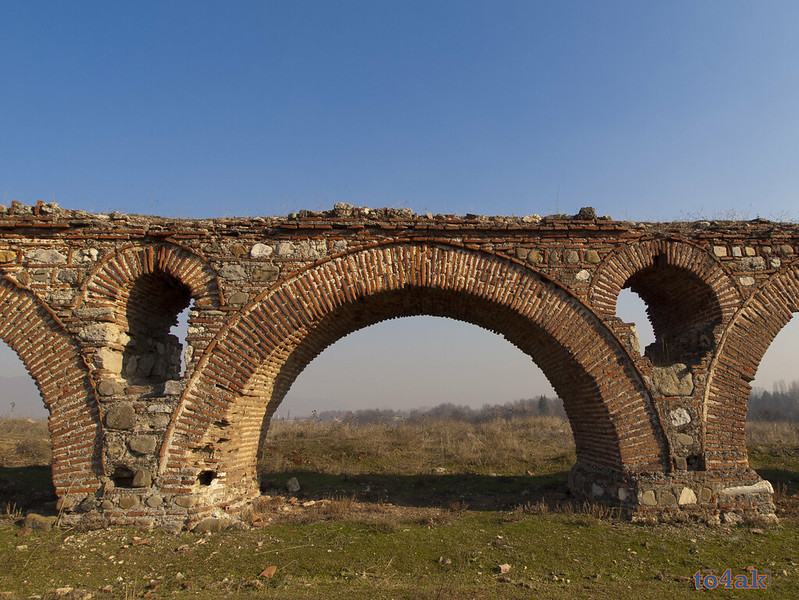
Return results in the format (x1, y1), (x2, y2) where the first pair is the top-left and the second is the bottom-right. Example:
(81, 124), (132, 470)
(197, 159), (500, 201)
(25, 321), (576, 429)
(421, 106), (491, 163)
(1, 200), (798, 240)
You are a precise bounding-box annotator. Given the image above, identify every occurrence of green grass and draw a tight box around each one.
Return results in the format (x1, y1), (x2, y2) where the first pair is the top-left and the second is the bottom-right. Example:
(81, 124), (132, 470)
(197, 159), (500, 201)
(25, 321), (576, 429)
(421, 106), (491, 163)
(0, 416), (797, 598)
(3, 510), (798, 599)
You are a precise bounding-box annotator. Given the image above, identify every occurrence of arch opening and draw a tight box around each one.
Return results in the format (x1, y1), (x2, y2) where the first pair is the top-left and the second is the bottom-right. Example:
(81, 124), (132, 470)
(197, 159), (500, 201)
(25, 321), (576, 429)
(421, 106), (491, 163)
(704, 264), (799, 481)
(741, 312), (799, 515)
(255, 286), (616, 474)
(261, 315), (573, 507)
(616, 288), (656, 356)
(277, 315), (558, 420)
(746, 313), (799, 501)
(122, 272), (191, 385)
(0, 339), (45, 419)
(750, 313), (799, 415)
(622, 261), (722, 366)
(0, 339), (54, 513)
(0, 279), (102, 506)
(247, 293), (608, 510)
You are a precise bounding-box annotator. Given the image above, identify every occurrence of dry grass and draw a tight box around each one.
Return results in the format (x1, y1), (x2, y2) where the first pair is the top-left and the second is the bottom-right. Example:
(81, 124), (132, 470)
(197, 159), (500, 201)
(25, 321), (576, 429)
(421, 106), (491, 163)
(746, 420), (799, 446)
(259, 415), (576, 477)
(745, 420), (799, 519)
(0, 417), (55, 514)
(0, 416), (51, 467)
(256, 416), (581, 527)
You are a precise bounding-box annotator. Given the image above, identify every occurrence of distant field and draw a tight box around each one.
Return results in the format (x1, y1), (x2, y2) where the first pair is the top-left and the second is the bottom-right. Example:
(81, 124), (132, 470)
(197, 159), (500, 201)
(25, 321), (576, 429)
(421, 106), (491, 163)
(1, 414), (798, 599)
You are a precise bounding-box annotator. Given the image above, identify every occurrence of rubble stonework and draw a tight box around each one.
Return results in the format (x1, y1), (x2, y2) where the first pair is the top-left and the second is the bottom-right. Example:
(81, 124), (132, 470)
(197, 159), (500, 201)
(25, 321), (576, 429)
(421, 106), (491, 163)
(1, 200), (797, 528)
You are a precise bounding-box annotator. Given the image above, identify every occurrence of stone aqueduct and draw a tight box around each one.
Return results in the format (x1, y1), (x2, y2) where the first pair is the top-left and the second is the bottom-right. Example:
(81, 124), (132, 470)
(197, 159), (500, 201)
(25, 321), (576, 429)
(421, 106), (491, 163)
(1, 201), (797, 528)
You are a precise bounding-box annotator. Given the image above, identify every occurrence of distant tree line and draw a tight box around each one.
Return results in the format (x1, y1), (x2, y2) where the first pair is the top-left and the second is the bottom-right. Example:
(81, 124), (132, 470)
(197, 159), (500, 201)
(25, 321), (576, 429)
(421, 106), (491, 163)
(303, 396), (567, 425)
(749, 380), (799, 421)
(287, 381), (799, 425)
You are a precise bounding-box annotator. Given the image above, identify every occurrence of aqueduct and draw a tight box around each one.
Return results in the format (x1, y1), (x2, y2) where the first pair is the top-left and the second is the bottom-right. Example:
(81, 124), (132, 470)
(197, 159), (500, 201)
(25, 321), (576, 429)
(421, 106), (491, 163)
(1, 201), (796, 528)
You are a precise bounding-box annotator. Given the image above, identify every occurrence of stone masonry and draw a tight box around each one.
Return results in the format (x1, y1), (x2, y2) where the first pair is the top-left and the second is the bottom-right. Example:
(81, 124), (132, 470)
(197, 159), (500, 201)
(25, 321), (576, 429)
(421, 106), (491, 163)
(1, 200), (797, 529)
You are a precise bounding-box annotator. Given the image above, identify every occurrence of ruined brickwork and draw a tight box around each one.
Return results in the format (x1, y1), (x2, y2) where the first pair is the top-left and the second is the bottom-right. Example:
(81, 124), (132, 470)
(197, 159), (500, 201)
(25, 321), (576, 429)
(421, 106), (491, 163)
(1, 200), (797, 529)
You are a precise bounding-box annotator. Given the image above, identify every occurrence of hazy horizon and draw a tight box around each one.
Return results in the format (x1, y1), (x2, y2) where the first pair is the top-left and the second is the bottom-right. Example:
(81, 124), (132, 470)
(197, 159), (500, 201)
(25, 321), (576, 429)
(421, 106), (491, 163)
(2, 301), (796, 420)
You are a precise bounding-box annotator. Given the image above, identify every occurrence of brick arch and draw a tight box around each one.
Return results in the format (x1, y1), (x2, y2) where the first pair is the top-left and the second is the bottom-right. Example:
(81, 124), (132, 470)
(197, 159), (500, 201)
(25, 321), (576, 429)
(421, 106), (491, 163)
(591, 239), (739, 364)
(704, 261), (799, 469)
(77, 243), (222, 381)
(591, 238), (739, 318)
(0, 278), (103, 495)
(161, 243), (668, 494)
(78, 242), (222, 311)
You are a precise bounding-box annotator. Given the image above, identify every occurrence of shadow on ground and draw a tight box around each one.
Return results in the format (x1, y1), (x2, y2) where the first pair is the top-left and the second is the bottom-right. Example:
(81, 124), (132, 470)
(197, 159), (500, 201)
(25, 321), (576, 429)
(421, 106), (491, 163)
(258, 470), (571, 511)
(4, 465), (797, 520)
(0, 465), (57, 514)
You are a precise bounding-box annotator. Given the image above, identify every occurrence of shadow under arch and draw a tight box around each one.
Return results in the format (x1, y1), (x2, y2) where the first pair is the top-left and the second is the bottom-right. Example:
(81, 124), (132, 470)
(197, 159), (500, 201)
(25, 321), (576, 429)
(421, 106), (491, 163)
(0, 278), (103, 495)
(162, 243), (668, 503)
(624, 263), (724, 365)
(704, 261), (799, 470)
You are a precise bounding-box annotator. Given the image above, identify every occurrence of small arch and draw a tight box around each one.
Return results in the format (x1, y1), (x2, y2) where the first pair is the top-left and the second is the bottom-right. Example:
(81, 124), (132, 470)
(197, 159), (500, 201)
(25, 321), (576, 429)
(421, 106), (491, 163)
(624, 261), (722, 365)
(593, 240), (737, 366)
(78, 243), (222, 311)
(77, 243), (221, 383)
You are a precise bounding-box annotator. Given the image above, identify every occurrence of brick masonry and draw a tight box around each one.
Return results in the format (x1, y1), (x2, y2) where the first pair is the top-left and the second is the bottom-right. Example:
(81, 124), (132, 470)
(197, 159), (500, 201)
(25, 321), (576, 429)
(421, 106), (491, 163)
(1, 201), (797, 528)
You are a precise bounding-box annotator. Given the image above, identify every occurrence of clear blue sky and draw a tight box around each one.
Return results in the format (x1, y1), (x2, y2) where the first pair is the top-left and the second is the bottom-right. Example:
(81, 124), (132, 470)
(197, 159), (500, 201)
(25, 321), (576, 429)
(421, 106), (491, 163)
(1, 2), (798, 416)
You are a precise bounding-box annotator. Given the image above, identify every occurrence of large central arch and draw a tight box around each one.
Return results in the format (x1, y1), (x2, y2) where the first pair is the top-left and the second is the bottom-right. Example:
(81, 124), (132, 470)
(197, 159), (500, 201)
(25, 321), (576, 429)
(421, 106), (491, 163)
(161, 243), (668, 505)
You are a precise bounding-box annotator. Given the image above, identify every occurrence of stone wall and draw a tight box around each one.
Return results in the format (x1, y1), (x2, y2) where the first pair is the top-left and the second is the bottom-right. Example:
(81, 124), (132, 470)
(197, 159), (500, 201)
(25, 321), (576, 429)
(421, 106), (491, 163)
(1, 200), (797, 528)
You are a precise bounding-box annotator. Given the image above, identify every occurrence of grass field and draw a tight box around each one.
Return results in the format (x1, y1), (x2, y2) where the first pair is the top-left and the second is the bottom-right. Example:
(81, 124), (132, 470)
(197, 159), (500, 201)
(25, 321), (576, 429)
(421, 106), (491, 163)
(1, 415), (798, 599)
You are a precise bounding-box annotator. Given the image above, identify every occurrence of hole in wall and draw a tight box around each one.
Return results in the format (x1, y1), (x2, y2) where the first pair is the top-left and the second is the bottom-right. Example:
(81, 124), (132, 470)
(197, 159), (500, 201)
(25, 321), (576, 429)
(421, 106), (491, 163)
(170, 305), (191, 378)
(198, 470), (217, 486)
(111, 466), (135, 488)
(686, 455), (705, 471)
